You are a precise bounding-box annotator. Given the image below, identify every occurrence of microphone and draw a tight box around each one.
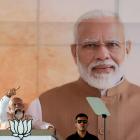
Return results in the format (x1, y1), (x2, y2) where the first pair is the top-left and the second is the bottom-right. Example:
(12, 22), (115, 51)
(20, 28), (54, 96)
(14, 109), (25, 120)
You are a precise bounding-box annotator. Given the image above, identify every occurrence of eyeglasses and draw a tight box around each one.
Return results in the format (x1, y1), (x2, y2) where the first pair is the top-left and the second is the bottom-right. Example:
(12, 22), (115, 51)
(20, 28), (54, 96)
(77, 40), (125, 51)
(77, 120), (88, 124)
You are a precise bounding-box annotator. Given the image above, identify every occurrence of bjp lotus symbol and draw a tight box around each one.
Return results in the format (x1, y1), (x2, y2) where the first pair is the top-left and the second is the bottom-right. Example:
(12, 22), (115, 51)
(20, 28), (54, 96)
(9, 119), (32, 140)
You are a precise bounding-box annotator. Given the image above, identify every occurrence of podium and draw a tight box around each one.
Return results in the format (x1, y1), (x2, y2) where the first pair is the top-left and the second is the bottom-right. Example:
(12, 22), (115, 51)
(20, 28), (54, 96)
(0, 130), (56, 140)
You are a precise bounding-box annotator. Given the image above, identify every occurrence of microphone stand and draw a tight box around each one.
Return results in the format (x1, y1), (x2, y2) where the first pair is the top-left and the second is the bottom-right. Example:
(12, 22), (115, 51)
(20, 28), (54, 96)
(102, 114), (107, 140)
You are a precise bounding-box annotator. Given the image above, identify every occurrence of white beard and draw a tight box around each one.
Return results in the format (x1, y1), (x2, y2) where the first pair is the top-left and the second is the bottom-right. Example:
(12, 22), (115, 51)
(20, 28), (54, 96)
(77, 58), (125, 90)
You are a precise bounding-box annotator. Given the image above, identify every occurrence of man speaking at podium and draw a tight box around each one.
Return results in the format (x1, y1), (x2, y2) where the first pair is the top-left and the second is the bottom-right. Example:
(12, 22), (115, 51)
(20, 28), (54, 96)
(0, 87), (54, 132)
(28, 10), (140, 140)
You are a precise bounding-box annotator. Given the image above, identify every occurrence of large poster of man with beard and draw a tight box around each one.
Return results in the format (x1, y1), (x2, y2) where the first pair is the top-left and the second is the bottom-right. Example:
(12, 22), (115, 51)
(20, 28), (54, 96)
(0, 0), (140, 140)
(27, 9), (140, 140)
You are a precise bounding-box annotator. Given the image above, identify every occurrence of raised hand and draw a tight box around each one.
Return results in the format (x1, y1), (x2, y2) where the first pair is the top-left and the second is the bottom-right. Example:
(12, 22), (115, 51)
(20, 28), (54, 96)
(6, 86), (20, 98)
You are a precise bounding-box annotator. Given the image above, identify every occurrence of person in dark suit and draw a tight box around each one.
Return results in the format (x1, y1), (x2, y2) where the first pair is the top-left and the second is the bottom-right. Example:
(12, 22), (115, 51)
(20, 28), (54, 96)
(66, 113), (99, 140)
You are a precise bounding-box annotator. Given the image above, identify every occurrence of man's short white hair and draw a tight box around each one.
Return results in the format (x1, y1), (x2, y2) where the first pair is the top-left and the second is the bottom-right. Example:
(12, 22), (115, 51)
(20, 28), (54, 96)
(74, 10), (123, 44)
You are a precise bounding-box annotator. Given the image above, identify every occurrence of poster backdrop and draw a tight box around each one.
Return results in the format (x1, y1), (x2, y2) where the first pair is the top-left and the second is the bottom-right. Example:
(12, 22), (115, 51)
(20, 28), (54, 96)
(0, 0), (139, 106)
